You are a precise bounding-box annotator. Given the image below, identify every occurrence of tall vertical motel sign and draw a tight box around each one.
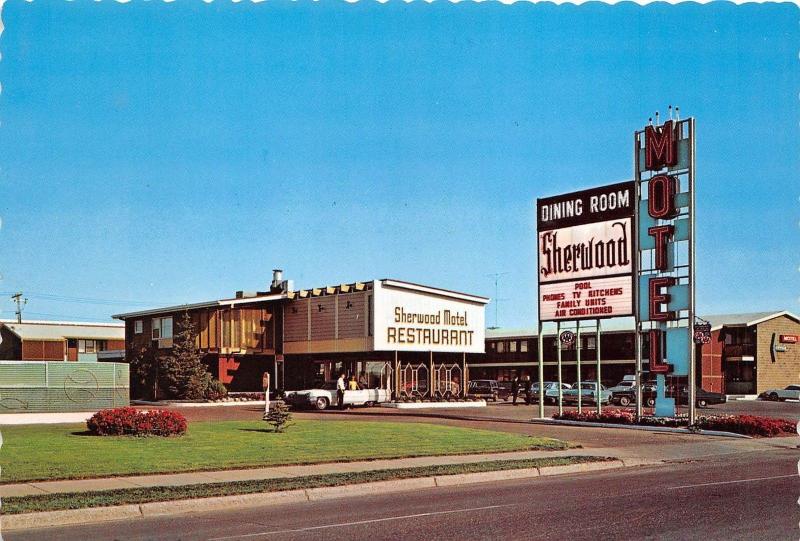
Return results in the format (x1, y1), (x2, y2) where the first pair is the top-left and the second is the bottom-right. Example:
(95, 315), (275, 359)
(634, 117), (696, 422)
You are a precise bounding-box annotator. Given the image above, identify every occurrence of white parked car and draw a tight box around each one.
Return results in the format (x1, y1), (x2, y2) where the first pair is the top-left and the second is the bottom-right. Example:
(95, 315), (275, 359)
(759, 385), (800, 402)
(284, 382), (390, 410)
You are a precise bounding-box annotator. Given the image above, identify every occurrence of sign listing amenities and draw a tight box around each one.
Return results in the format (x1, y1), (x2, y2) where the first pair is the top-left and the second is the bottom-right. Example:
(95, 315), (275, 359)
(539, 276), (633, 321)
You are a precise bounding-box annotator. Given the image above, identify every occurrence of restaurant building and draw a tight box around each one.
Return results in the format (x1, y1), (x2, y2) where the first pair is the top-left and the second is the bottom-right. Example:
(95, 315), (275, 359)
(114, 271), (488, 397)
(470, 310), (800, 395)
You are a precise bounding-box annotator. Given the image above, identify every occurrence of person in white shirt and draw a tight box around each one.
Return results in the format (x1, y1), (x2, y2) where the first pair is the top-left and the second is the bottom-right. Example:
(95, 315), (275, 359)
(336, 373), (346, 410)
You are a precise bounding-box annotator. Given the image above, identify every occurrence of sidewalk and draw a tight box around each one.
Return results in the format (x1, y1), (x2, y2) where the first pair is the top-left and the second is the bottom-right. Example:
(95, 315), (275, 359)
(3, 433), (795, 499)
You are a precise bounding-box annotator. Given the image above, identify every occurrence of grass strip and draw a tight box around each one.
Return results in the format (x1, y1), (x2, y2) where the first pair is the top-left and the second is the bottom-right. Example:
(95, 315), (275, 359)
(2, 456), (611, 515)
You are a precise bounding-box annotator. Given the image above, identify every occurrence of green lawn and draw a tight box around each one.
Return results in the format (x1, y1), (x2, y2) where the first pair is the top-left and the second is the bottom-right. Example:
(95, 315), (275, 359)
(0, 420), (568, 483)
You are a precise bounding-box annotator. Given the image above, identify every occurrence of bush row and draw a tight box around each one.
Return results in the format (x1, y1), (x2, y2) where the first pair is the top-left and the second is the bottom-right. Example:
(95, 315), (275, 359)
(87, 407), (187, 437)
(552, 410), (796, 437)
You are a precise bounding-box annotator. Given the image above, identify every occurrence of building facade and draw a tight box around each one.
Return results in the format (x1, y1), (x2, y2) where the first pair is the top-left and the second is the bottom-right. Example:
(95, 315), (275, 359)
(471, 311), (800, 395)
(699, 312), (800, 395)
(114, 272), (488, 397)
(0, 320), (125, 362)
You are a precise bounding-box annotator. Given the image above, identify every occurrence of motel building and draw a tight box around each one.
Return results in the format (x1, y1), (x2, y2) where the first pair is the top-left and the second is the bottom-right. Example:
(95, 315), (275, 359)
(114, 271), (488, 398)
(0, 320), (126, 362)
(469, 310), (800, 396)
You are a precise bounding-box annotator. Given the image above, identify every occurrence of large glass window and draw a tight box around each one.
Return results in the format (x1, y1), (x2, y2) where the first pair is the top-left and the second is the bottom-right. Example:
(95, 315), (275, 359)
(520, 340), (528, 353)
(509, 341), (517, 353)
(152, 317), (173, 340)
(78, 339), (96, 353)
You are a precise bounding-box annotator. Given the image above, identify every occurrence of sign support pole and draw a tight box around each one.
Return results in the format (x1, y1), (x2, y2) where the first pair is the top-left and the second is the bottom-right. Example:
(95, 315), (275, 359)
(634, 129), (643, 422)
(537, 320), (545, 419)
(556, 320), (563, 416)
(596, 318), (602, 414)
(688, 117), (697, 425)
(576, 320), (582, 413)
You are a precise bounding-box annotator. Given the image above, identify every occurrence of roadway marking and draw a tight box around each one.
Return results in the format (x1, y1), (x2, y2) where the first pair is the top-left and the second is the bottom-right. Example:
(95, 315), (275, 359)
(207, 503), (519, 540)
(668, 474), (797, 490)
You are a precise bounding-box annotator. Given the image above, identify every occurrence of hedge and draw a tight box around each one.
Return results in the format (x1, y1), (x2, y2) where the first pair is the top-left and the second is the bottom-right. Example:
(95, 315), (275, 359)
(87, 407), (187, 437)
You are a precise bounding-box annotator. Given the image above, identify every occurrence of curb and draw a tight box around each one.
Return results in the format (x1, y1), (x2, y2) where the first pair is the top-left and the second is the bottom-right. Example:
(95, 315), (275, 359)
(528, 418), (752, 439)
(1, 458), (651, 531)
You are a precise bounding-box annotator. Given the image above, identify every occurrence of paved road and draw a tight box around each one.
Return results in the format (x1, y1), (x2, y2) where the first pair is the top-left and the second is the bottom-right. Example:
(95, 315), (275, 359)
(10, 447), (798, 540)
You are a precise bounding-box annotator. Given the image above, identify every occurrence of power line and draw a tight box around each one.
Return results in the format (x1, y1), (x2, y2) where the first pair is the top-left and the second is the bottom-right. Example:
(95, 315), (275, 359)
(0, 291), (162, 307)
(17, 311), (118, 323)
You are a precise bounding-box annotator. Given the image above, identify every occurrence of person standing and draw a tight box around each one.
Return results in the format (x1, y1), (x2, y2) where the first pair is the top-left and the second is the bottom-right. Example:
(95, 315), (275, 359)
(336, 372), (346, 410)
(511, 373), (521, 406)
(262, 371), (270, 417)
(524, 375), (533, 405)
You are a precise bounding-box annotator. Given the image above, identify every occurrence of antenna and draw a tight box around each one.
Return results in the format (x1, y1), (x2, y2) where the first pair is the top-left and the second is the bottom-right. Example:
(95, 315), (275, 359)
(655, 111), (660, 126)
(668, 104), (673, 121)
(485, 272), (510, 329)
(11, 292), (27, 323)
(675, 106), (681, 121)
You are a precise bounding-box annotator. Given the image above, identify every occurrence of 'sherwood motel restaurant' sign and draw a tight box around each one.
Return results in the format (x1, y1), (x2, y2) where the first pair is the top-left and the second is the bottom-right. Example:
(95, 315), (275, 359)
(536, 112), (696, 420)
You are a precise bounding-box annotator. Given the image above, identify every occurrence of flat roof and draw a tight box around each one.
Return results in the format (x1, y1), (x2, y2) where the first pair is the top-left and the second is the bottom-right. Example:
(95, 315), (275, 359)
(0, 320), (125, 341)
(115, 277), (489, 319)
(486, 311), (799, 338)
(380, 278), (490, 304)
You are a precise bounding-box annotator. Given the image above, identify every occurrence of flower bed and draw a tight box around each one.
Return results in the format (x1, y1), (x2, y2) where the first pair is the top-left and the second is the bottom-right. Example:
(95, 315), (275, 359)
(553, 409), (685, 427)
(87, 407), (187, 437)
(552, 410), (796, 437)
(695, 415), (795, 437)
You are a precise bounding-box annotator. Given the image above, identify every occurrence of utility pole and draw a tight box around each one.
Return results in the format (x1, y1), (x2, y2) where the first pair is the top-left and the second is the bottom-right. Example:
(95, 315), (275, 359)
(486, 272), (509, 329)
(11, 292), (27, 323)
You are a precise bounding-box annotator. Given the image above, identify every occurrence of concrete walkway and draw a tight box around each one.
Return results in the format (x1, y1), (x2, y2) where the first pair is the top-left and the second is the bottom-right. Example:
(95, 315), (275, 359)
(2, 434), (796, 499)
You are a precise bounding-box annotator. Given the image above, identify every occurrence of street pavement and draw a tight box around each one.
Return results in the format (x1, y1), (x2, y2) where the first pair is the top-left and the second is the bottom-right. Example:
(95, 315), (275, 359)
(9, 446), (798, 540)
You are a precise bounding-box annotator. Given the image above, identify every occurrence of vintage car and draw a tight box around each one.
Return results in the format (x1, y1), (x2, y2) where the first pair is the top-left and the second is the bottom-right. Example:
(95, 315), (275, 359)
(528, 381), (572, 404)
(284, 382), (390, 410)
(562, 382), (613, 405)
(611, 386), (656, 407)
(468, 379), (500, 401)
(758, 385), (800, 402)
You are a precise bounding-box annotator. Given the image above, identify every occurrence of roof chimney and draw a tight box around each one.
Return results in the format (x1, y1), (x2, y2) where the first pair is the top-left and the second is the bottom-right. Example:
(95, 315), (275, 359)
(271, 269), (283, 289)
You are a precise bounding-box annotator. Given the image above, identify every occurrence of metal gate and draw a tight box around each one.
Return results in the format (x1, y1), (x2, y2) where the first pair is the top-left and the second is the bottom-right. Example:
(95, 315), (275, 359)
(398, 363), (429, 398)
(379, 362), (393, 391)
(433, 363), (463, 399)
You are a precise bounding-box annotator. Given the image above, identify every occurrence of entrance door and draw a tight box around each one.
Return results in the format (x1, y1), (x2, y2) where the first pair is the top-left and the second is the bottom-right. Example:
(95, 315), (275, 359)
(274, 356), (284, 392)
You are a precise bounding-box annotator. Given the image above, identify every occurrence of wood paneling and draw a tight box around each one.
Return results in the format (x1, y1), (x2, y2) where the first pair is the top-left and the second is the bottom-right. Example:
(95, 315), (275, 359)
(22, 340), (64, 361)
(337, 292), (367, 339)
(284, 299), (309, 342)
(310, 297), (335, 341)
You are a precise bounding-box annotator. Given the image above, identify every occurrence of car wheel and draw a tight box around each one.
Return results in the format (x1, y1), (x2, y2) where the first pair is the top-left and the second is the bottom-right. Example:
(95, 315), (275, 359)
(769, 393), (779, 402)
(315, 397), (329, 411)
(646, 397), (655, 407)
(697, 399), (707, 408)
(364, 401), (375, 407)
(619, 396), (632, 407)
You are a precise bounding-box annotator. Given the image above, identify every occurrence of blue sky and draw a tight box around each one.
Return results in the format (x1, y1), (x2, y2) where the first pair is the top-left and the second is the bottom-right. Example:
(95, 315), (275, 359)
(0, 1), (797, 326)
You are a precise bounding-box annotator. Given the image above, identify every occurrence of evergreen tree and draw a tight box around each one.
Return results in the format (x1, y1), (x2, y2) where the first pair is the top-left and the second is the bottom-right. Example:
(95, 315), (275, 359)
(161, 312), (212, 399)
(263, 400), (293, 433)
